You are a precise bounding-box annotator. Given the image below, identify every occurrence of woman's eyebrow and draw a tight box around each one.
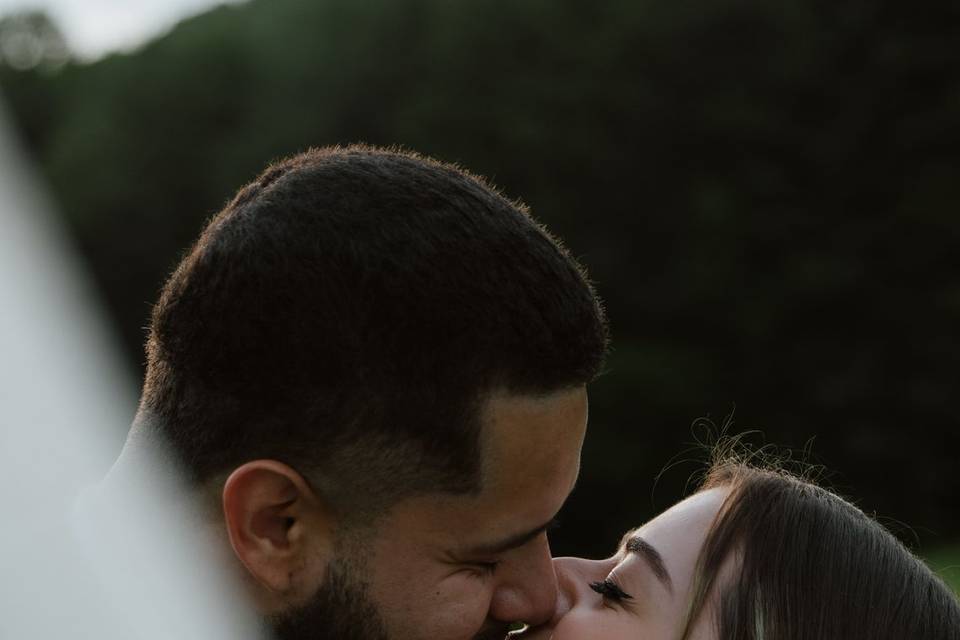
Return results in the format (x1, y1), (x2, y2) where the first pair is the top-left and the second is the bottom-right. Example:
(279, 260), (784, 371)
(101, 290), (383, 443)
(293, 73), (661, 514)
(625, 535), (674, 594)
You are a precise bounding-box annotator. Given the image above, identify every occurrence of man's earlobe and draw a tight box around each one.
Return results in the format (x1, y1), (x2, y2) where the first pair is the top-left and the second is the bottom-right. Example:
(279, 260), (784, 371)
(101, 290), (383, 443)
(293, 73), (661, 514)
(222, 460), (334, 602)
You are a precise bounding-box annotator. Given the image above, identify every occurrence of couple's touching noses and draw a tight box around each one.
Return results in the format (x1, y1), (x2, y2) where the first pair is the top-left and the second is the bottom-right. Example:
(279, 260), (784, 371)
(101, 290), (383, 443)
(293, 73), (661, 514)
(109, 146), (959, 640)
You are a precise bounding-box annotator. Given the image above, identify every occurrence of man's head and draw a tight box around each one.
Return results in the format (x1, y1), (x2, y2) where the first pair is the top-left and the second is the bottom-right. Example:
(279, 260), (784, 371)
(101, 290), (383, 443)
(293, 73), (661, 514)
(134, 146), (607, 639)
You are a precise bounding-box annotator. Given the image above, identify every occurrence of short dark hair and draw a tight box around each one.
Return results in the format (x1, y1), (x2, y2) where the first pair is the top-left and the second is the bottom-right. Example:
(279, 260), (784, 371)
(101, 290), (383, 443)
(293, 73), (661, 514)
(681, 458), (960, 639)
(138, 145), (608, 513)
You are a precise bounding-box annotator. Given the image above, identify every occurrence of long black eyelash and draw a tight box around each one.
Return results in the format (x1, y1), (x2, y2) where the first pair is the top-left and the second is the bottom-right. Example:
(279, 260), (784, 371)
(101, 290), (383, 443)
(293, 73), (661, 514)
(589, 579), (633, 601)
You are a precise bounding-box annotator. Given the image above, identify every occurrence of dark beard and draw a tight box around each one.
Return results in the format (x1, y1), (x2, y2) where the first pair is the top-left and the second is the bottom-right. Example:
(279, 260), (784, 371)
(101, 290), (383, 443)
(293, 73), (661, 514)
(269, 559), (389, 640)
(268, 557), (511, 640)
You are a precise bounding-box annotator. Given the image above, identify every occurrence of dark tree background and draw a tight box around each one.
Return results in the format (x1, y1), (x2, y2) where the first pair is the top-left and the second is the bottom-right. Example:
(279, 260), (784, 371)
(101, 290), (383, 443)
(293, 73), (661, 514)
(2, 0), (958, 559)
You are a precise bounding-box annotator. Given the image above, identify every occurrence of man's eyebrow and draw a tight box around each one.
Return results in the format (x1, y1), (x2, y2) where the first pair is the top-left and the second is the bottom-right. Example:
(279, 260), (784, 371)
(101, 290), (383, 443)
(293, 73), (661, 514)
(625, 534), (673, 593)
(463, 518), (560, 556)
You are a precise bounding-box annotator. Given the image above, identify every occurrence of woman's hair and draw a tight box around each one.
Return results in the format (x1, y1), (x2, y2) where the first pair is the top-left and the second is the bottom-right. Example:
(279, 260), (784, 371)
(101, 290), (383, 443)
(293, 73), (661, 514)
(679, 453), (960, 639)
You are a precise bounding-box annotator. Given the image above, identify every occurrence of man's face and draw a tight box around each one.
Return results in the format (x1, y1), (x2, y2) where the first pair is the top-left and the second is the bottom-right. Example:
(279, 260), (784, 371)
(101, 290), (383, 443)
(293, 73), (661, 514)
(275, 386), (588, 640)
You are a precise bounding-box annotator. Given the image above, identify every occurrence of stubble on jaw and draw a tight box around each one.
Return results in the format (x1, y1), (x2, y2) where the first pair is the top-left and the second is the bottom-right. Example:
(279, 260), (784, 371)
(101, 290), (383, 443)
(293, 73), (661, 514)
(268, 525), (517, 640)
(269, 557), (389, 640)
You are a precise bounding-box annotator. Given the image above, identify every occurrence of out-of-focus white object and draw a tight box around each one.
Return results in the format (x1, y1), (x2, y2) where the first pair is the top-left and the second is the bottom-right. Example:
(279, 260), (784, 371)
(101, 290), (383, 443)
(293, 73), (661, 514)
(0, 93), (265, 639)
(0, 0), (247, 61)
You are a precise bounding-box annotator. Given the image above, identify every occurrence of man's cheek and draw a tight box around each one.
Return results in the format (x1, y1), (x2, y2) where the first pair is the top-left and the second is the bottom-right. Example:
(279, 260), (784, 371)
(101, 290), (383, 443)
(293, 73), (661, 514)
(371, 572), (493, 640)
(418, 575), (495, 638)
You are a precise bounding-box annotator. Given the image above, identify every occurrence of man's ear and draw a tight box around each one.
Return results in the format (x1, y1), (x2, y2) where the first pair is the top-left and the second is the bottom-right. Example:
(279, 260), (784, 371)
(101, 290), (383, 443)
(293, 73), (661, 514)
(222, 460), (334, 604)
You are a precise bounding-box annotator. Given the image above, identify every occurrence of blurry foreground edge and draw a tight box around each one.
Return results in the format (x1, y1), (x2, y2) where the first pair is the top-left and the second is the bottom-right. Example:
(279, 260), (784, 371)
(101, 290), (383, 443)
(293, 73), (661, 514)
(0, 91), (265, 640)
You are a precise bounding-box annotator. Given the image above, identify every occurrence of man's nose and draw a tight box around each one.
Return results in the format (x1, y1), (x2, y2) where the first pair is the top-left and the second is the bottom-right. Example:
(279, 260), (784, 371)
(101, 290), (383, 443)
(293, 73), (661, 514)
(548, 556), (612, 626)
(488, 535), (558, 627)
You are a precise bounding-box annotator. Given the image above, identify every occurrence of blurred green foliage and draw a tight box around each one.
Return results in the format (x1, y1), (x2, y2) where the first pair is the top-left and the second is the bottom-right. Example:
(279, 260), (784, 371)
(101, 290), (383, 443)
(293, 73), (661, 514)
(2, 0), (959, 558)
(925, 544), (960, 595)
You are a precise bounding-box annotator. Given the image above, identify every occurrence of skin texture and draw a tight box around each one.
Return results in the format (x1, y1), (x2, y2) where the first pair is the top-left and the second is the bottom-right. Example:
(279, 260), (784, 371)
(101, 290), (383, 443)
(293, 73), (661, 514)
(223, 386), (589, 640)
(364, 386), (589, 640)
(525, 487), (731, 640)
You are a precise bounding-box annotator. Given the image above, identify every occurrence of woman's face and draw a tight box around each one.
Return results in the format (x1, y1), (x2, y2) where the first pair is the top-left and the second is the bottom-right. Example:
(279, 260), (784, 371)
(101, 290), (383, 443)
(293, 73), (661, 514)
(524, 487), (731, 640)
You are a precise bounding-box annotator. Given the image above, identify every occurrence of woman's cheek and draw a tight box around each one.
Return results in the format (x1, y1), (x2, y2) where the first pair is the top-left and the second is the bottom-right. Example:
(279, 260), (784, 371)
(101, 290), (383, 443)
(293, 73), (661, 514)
(551, 608), (634, 640)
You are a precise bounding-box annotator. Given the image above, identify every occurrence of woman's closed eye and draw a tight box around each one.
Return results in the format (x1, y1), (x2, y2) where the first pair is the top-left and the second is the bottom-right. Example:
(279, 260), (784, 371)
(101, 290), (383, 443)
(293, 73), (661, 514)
(589, 578), (633, 603)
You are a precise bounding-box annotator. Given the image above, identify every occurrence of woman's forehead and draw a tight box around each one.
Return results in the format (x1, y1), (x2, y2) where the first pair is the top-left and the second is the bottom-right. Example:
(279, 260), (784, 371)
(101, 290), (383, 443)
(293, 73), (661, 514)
(643, 488), (731, 537)
(623, 488), (732, 590)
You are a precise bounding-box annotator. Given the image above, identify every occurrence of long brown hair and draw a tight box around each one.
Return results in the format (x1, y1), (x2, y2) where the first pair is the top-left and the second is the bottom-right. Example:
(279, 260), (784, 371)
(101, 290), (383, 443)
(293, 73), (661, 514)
(680, 455), (960, 639)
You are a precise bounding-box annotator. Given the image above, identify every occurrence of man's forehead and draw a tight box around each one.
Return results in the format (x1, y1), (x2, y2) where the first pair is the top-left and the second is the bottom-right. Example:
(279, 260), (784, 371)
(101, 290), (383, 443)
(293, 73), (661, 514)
(477, 386), (588, 476)
(459, 387), (587, 539)
(375, 387), (588, 554)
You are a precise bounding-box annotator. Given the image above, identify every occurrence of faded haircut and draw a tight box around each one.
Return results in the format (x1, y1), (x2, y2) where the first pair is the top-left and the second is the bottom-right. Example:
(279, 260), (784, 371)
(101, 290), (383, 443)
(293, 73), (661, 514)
(137, 145), (608, 517)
